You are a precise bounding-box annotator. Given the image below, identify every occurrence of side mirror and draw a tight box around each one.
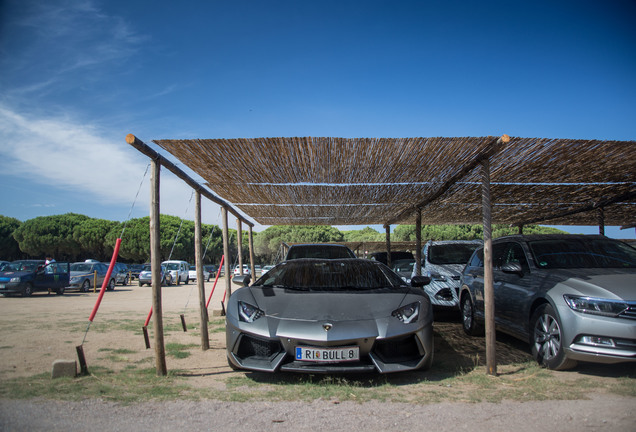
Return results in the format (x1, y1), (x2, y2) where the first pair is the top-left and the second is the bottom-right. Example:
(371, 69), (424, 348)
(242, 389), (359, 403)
(232, 274), (250, 286)
(411, 275), (432, 287)
(501, 262), (523, 275)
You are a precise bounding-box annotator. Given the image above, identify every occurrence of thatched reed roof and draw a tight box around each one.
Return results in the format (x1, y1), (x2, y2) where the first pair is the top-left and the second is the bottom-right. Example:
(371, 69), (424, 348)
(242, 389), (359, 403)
(153, 136), (636, 227)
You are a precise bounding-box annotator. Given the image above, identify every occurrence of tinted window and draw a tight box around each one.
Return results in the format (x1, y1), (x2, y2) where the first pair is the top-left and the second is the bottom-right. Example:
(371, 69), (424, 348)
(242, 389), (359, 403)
(529, 238), (636, 269)
(71, 263), (92, 272)
(468, 249), (484, 268)
(286, 245), (355, 260)
(256, 259), (405, 290)
(428, 244), (481, 265)
(500, 242), (530, 273)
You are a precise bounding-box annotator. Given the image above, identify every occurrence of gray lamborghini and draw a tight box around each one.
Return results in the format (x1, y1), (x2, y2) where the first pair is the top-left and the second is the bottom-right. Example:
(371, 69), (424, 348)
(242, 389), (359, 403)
(226, 258), (434, 373)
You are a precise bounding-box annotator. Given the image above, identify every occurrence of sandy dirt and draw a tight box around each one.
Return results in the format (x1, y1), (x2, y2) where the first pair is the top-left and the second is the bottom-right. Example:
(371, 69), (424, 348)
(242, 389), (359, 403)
(0, 277), (634, 431)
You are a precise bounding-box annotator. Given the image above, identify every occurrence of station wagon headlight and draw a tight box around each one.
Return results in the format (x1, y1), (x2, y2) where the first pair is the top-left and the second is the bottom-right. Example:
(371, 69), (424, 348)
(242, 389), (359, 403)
(10, 277), (21, 283)
(392, 302), (420, 323)
(563, 295), (628, 318)
(238, 301), (264, 323)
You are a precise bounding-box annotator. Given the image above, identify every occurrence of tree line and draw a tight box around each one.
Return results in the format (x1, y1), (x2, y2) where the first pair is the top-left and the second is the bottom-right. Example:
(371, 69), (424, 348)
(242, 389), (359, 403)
(0, 213), (564, 264)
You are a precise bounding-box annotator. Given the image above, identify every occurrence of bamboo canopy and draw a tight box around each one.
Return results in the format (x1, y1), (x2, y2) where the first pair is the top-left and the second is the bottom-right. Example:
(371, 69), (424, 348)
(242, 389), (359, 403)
(153, 136), (636, 228)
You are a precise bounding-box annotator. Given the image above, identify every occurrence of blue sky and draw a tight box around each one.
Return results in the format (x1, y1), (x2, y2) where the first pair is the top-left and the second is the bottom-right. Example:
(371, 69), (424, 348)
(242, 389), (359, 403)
(0, 0), (635, 238)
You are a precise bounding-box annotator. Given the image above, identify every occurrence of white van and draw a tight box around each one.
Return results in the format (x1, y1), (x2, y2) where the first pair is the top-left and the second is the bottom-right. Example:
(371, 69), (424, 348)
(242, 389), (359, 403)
(162, 260), (190, 285)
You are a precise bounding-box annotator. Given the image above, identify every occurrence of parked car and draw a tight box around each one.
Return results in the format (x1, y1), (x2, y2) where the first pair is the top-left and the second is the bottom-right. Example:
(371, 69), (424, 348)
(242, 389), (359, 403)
(69, 261), (116, 292)
(261, 264), (275, 275)
(204, 264), (218, 277)
(138, 264), (173, 286)
(412, 240), (482, 309)
(459, 234), (636, 370)
(0, 260), (70, 296)
(227, 258), (434, 373)
(285, 244), (356, 260)
(188, 265), (211, 282)
(162, 260), (190, 285)
(128, 264), (145, 280)
(233, 264), (250, 276)
(369, 251), (414, 266)
(392, 259), (416, 283)
(103, 262), (130, 286)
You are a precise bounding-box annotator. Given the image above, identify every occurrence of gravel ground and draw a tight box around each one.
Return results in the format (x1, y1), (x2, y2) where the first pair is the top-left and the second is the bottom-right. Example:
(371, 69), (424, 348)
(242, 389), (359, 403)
(1, 394), (634, 432)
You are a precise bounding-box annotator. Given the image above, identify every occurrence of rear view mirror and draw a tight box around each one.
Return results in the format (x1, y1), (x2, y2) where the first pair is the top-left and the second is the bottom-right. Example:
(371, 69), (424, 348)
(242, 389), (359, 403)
(232, 275), (251, 286)
(501, 262), (523, 275)
(410, 275), (431, 287)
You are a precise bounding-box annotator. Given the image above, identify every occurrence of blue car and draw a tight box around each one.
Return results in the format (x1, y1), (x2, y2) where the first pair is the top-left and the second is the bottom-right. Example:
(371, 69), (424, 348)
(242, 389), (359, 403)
(0, 260), (70, 297)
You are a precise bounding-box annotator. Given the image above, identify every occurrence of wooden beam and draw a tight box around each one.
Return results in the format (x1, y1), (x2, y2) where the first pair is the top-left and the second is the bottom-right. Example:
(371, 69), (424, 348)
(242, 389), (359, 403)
(513, 190), (636, 227)
(415, 209), (422, 276)
(194, 191), (209, 350)
(384, 135), (510, 226)
(150, 160), (167, 376)
(126, 134), (253, 228)
(222, 207), (232, 306)
(384, 225), (392, 268)
(237, 219), (243, 275)
(481, 157), (496, 376)
(248, 225), (256, 280)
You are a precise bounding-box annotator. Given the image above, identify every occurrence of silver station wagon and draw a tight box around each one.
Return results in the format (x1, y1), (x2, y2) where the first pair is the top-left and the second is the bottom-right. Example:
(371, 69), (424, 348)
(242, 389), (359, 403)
(459, 234), (636, 370)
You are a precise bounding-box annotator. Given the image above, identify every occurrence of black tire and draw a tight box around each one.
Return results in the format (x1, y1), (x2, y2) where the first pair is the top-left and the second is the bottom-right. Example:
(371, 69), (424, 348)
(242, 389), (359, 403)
(107, 279), (115, 291)
(138, 281), (143, 287)
(530, 304), (577, 370)
(123, 276), (129, 286)
(460, 292), (484, 336)
(183, 276), (188, 285)
(22, 283), (33, 297)
(56, 286), (65, 295)
(81, 280), (91, 293)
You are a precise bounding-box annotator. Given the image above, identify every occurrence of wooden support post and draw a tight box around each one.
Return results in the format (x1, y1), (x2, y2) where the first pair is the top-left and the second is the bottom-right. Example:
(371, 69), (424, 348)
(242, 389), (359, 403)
(150, 159), (167, 376)
(237, 219), (243, 274)
(415, 209), (422, 276)
(598, 207), (605, 236)
(222, 207), (232, 305)
(481, 156), (496, 376)
(248, 225), (256, 281)
(194, 192), (209, 350)
(384, 225), (392, 268)
(518, 225), (524, 235)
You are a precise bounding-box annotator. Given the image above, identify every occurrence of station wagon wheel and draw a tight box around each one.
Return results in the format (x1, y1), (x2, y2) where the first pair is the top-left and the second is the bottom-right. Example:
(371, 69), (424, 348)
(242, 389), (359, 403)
(56, 286), (65, 295)
(107, 279), (115, 291)
(22, 283), (33, 297)
(530, 304), (577, 370)
(460, 293), (484, 336)
(81, 280), (91, 293)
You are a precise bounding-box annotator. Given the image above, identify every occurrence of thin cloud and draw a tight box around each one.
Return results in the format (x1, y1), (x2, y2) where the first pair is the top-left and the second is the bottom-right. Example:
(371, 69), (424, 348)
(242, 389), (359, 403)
(0, 105), (191, 216)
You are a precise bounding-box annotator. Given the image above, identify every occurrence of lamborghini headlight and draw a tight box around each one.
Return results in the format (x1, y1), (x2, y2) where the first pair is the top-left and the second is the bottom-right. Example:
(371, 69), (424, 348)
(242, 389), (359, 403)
(392, 302), (420, 324)
(238, 301), (264, 322)
(563, 295), (628, 318)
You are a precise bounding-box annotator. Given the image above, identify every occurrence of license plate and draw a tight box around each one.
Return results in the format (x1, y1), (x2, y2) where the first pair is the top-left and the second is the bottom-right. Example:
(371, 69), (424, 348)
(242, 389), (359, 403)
(295, 346), (359, 363)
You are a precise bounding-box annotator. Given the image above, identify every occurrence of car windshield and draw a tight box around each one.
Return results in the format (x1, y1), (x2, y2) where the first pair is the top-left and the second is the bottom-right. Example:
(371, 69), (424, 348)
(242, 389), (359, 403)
(70, 263), (93, 272)
(428, 244), (480, 265)
(165, 263), (180, 270)
(392, 259), (415, 272)
(5, 261), (40, 272)
(255, 259), (406, 291)
(286, 245), (355, 260)
(529, 238), (636, 269)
